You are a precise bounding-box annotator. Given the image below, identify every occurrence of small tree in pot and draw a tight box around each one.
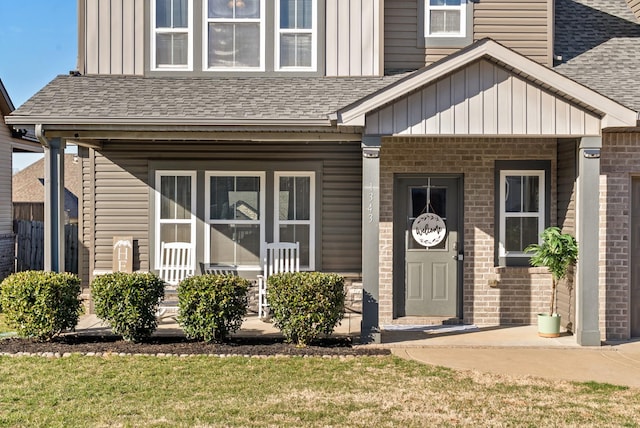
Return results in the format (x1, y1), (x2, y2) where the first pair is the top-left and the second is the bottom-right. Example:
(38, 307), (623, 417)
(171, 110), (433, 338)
(525, 226), (578, 337)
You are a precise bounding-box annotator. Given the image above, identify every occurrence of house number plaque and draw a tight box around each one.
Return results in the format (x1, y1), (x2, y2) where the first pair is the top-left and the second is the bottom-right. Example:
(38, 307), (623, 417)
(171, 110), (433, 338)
(411, 213), (446, 247)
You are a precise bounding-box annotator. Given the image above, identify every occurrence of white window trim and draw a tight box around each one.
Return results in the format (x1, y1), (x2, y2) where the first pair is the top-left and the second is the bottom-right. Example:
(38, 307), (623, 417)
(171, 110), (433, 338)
(274, 171), (315, 270)
(203, 0), (266, 71)
(154, 171), (197, 269)
(204, 171), (266, 270)
(425, 0), (466, 38)
(151, 0), (194, 71)
(498, 170), (545, 259)
(275, 0), (317, 72)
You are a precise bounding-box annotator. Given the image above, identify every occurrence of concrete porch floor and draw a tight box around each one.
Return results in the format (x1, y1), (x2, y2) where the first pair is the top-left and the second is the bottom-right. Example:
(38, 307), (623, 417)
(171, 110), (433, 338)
(77, 312), (581, 348)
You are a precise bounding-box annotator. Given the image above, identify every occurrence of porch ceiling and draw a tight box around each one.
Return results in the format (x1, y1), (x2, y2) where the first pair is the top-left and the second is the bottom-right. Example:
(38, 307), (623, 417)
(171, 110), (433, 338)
(337, 39), (638, 135)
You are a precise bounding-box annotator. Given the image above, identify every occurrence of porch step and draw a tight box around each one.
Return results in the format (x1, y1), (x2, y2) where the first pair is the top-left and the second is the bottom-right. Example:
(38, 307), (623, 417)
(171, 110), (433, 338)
(389, 316), (462, 326)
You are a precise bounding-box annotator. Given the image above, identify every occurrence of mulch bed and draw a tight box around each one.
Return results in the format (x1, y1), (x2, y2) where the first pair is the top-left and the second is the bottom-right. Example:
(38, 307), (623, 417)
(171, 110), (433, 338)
(0, 335), (390, 357)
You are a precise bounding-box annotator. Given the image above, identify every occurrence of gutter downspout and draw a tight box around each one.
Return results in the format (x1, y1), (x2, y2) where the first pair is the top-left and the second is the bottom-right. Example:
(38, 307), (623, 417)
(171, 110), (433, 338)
(36, 124), (65, 272)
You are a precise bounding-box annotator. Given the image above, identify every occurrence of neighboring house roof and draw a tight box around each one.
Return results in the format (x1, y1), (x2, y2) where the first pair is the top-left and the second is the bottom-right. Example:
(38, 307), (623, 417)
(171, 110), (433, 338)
(12, 154), (81, 218)
(554, 0), (640, 112)
(1, 78), (42, 152)
(0, 79), (15, 116)
(8, 74), (407, 127)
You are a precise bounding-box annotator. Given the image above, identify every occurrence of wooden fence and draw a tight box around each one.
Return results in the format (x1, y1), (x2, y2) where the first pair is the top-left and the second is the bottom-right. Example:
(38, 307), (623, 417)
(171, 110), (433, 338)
(14, 220), (78, 274)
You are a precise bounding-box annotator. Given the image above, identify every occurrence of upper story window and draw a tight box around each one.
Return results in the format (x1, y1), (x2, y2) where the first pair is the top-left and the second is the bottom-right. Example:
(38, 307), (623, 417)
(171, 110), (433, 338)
(152, 0), (193, 70)
(277, 0), (316, 70)
(150, 0), (318, 73)
(426, 0), (466, 37)
(206, 0), (265, 70)
(419, 0), (472, 49)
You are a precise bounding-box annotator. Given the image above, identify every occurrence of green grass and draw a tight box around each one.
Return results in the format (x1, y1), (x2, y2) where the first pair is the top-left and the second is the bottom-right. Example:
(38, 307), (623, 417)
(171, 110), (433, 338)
(0, 355), (638, 427)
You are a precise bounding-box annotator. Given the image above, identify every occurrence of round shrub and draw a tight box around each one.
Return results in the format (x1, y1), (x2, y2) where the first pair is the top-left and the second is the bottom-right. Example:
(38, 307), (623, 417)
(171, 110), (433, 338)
(177, 274), (249, 342)
(0, 271), (83, 341)
(90, 272), (165, 342)
(267, 272), (346, 346)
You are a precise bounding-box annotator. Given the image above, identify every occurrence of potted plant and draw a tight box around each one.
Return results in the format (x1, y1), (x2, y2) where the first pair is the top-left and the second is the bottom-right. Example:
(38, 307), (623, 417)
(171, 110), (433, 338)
(525, 226), (578, 337)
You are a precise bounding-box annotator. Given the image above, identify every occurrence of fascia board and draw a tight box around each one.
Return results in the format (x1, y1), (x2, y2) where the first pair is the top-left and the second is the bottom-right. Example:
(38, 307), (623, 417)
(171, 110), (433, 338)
(5, 116), (332, 128)
(338, 39), (638, 129)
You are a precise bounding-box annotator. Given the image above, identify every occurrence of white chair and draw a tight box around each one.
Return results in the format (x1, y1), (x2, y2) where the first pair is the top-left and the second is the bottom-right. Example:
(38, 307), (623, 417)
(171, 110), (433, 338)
(157, 241), (195, 318)
(258, 242), (300, 319)
(158, 241), (195, 286)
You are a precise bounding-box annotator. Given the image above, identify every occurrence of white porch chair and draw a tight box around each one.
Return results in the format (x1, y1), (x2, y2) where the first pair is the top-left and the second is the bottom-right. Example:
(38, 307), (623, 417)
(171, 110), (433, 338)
(157, 241), (195, 318)
(258, 242), (300, 319)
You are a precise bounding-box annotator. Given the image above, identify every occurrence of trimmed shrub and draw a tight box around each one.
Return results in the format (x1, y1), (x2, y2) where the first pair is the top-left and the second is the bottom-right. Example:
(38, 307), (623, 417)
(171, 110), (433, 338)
(90, 272), (165, 342)
(267, 272), (346, 346)
(177, 274), (249, 342)
(0, 271), (82, 341)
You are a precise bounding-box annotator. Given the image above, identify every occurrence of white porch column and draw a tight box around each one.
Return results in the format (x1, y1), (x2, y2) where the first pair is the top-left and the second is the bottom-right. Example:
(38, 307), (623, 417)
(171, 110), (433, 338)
(576, 136), (602, 346)
(43, 137), (66, 272)
(361, 136), (381, 343)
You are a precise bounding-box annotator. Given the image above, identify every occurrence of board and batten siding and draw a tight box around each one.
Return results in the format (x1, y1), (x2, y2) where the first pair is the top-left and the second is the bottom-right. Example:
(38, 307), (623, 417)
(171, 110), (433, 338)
(325, 0), (383, 76)
(365, 59), (601, 136)
(0, 118), (14, 235)
(81, 141), (363, 283)
(80, 0), (145, 75)
(384, 0), (553, 72)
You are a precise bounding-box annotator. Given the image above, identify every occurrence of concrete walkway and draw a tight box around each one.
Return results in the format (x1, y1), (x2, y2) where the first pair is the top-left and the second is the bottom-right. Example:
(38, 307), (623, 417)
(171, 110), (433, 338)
(74, 314), (640, 388)
(380, 325), (640, 388)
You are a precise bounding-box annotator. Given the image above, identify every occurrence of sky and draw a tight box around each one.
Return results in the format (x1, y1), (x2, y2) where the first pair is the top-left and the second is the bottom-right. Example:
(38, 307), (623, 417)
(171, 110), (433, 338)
(0, 0), (77, 172)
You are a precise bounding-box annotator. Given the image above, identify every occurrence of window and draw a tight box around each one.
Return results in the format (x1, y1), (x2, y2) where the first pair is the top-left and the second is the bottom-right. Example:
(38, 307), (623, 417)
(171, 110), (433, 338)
(425, 0), (466, 37)
(205, 172), (266, 269)
(152, 0), (193, 70)
(496, 161), (550, 266)
(155, 171), (197, 266)
(205, 0), (265, 70)
(276, 0), (316, 70)
(275, 172), (315, 269)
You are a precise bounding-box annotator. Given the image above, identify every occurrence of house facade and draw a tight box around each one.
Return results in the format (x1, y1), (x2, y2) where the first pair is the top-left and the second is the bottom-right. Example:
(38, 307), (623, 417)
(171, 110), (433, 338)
(1, 79), (42, 281)
(6, 0), (640, 344)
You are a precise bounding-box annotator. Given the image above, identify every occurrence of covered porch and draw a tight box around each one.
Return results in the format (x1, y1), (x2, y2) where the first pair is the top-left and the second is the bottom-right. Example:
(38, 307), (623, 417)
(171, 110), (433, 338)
(337, 40), (638, 345)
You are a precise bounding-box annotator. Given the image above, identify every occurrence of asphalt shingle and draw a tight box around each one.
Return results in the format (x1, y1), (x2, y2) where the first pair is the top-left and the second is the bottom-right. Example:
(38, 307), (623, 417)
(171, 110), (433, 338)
(554, 0), (640, 111)
(12, 74), (406, 122)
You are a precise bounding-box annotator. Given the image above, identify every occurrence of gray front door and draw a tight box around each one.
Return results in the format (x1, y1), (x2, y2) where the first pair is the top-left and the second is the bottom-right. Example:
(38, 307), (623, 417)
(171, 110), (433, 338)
(394, 176), (462, 318)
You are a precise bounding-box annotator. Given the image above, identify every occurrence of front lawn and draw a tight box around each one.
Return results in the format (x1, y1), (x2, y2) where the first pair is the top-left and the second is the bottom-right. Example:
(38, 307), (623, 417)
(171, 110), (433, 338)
(0, 355), (638, 427)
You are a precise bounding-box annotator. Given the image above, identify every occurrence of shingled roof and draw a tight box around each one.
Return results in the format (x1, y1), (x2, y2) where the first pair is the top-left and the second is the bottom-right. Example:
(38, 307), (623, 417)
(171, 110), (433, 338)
(554, 0), (640, 111)
(10, 74), (407, 125)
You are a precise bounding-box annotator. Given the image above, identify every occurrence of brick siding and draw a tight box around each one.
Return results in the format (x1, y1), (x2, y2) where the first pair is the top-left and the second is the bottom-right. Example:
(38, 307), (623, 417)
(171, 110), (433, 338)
(379, 137), (558, 326)
(600, 132), (640, 340)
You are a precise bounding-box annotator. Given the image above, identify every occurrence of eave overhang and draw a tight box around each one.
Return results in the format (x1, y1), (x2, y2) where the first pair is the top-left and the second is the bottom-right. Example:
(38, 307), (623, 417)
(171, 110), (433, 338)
(337, 39), (638, 131)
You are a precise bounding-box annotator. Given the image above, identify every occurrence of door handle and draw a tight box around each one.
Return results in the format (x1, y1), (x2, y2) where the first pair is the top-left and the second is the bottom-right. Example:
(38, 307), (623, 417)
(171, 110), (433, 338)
(452, 253), (464, 261)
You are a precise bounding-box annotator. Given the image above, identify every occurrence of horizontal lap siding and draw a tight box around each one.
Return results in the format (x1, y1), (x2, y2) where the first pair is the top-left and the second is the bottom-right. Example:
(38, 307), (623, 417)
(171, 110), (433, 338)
(384, 0), (429, 71)
(384, 0), (552, 72)
(81, 0), (144, 75)
(0, 122), (13, 234)
(473, 0), (552, 66)
(556, 139), (578, 331)
(83, 141), (362, 282)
